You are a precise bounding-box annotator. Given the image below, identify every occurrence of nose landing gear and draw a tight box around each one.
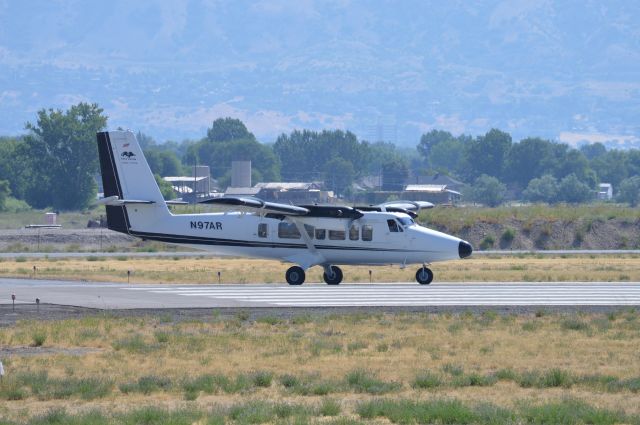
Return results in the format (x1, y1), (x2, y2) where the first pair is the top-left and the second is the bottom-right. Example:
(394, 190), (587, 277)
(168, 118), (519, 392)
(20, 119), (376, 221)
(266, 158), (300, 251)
(416, 266), (433, 285)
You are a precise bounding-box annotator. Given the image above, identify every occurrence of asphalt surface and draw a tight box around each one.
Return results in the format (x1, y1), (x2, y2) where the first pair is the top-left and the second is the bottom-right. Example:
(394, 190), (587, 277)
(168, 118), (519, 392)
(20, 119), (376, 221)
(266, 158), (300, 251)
(1, 249), (639, 259)
(1, 278), (639, 310)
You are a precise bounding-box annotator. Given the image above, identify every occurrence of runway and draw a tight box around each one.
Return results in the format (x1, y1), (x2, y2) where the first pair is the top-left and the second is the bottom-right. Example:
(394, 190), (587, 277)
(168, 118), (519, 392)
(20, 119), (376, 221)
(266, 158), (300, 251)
(1, 278), (640, 309)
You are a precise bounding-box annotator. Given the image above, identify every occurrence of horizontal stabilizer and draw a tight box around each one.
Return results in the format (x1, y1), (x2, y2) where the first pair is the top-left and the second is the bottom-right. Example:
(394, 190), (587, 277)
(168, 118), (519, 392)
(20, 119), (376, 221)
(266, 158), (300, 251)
(200, 197), (309, 216)
(96, 195), (155, 206)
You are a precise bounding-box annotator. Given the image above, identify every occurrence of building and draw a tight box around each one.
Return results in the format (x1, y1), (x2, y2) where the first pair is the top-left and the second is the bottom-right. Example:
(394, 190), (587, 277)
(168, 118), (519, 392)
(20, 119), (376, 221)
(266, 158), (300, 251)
(224, 182), (332, 204)
(415, 173), (464, 192)
(163, 165), (218, 202)
(403, 184), (461, 204)
(597, 183), (613, 200)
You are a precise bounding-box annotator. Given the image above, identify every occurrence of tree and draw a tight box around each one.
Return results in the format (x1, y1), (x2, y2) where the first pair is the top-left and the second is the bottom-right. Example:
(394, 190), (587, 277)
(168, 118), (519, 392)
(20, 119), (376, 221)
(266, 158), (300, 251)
(324, 157), (355, 197)
(274, 129), (368, 182)
(617, 176), (640, 207)
(504, 138), (554, 188)
(23, 103), (108, 210)
(0, 179), (10, 211)
(555, 149), (594, 185)
(207, 118), (255, 143)
(461, 129), (512, 181)
(556, 174), (592, 204)
(464, 174), (506, 207)
(590, 150), (628, 188)
(580, 142), (607, 160)
(0, 137), (30, 200)
(417, 130), (454, 166)
(145, 149), (183, 176)
(154, 174), (176, 200)
(187, 138), (280, 183)
(381, 158), (409, 191)
(523, 175), (558, 203)
(428, 137), (465, 174)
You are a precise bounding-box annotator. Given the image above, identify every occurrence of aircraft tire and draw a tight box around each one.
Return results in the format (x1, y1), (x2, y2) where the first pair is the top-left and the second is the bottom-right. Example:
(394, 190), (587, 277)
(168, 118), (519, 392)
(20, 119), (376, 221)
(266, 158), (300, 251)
(416, 267), (433, 285)
(286, 266), (305, 285)
(323, 266), (343, 285)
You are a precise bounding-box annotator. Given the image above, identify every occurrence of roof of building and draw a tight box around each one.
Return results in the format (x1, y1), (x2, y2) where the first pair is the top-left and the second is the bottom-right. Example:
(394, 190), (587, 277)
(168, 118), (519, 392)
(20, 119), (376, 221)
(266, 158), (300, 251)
(255, 182), (321, 190)
(598, 183), (612, 189)
(404, 184), (448, 193)
(163, 176), (209, 183)
(224, 187), (261, 196)
(417, 173), (464, 187)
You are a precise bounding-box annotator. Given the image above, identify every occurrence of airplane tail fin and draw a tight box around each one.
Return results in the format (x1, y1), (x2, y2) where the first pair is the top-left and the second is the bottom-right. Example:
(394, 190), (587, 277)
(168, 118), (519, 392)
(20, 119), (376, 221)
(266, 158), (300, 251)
(96, 130), (170, 234)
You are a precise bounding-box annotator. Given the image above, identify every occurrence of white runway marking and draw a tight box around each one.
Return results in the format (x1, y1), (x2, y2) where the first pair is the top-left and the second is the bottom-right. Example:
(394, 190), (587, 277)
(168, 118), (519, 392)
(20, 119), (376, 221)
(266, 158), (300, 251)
(121, 283), (640, 306)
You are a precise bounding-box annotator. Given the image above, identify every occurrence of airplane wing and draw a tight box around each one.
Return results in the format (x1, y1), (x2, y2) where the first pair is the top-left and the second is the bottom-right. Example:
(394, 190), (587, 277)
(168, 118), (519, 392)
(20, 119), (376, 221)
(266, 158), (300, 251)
(199, 197), (309, 216)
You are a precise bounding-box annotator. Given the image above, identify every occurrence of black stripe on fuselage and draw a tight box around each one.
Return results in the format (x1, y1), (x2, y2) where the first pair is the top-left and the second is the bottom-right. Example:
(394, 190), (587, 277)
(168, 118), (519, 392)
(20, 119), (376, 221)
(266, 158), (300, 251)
(129, 230), (430, 253)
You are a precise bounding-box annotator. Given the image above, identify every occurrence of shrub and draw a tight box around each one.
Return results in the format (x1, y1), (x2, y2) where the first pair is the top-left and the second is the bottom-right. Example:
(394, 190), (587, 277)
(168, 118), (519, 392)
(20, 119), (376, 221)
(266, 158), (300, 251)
(479, 235), (495, 250)
(500, 227), (515, 244)
(32, 330), (47, 347)
(412, 371), (442, 389)
(345, 370), (401, 394)
(318, 398), (341, 416)
(249, 370), (273, 388)
(442, 363), (464, 376)
(561, 318), (590, 332)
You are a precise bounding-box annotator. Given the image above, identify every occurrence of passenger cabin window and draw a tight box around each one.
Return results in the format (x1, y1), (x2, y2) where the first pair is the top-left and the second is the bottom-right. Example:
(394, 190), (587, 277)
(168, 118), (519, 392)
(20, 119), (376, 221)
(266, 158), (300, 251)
(349, 225), (359, 241)
(258, 223), (268, 238)
(315, 229), (326, 240)
(278, 222), (301, 239)
(362, 225), (373, 241)
(304, 224), (315, 238)
(329, 230), (346, 240)
(387, 219), (401, 232)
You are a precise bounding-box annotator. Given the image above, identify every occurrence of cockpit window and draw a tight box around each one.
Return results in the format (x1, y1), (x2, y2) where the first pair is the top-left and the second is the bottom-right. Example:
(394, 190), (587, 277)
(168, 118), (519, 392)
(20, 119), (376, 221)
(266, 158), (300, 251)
(398, 217), (414, 226)
(387, 219), (400, 232)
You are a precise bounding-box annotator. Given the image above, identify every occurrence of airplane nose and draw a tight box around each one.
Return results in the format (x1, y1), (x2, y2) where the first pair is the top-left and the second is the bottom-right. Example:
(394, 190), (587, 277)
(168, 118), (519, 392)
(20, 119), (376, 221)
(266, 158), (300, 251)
(458, 241), (473, 258)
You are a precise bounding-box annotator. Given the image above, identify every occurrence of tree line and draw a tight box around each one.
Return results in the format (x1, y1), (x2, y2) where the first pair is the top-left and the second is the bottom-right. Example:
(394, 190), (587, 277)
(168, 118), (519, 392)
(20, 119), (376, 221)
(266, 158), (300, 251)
(418, 129), (640, 207)
(1, 102), (639, 211)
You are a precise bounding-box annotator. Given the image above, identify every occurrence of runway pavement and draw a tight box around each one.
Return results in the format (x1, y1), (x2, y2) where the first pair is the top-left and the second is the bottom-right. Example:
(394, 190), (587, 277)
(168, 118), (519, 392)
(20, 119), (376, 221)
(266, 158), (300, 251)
(1, 278), (640, 309)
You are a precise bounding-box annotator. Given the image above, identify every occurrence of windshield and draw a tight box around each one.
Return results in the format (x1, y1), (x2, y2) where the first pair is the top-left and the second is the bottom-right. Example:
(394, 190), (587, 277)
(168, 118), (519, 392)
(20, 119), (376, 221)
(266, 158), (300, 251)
(397, 217), (414, 226)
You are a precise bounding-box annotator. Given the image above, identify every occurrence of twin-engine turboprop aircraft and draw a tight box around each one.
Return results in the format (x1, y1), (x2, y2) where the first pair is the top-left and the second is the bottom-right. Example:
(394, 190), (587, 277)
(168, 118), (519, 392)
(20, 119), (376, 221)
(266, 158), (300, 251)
(96, 130), (472, 285)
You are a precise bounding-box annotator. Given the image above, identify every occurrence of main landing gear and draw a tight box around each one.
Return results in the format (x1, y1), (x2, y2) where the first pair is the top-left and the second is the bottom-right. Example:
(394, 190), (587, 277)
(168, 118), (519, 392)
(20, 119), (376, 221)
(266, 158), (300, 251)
(415, 266), (434, 285)
(285, 266), (305, 285)
(322, 265), (343, 285)
(285, 265), (344, 285)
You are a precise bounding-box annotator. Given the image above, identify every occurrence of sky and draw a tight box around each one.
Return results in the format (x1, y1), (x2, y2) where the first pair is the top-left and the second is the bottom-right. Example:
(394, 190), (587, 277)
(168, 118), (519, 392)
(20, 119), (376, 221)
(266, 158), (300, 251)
(1, 0), (639, 147)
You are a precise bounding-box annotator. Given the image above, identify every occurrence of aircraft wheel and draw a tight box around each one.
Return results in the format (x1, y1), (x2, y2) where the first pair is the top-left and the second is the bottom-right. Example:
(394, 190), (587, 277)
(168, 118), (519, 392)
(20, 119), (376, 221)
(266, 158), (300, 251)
(323, 266), (343, 285)
(416, 267), (433, 285)
(286, 266), (305, 285)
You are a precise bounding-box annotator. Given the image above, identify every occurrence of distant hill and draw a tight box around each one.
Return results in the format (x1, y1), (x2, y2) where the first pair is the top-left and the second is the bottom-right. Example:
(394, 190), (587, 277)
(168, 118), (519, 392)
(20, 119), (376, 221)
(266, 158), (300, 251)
(1, 1), (639, 146)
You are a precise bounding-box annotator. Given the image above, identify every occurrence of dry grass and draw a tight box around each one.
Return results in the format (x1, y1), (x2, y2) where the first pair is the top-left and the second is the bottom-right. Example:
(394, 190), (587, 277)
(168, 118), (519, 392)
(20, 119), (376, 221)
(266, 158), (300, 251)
(0, 310), (639, 423)
(1, 254), (639, 283)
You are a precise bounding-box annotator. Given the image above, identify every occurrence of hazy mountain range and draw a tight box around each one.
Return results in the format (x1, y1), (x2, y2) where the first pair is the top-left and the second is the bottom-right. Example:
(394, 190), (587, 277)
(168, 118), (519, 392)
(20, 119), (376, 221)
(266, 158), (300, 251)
(1, 0), (639, 148)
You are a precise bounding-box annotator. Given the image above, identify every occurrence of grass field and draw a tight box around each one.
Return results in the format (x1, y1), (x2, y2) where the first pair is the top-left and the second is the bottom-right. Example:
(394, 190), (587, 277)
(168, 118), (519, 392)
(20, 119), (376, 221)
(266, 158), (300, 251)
(1, 254), (640, 284)
(1, 310), (639, 424)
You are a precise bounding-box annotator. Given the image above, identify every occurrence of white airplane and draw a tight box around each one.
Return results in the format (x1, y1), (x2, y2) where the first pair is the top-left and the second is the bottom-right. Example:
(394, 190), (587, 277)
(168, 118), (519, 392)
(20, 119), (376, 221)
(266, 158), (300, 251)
(96, 130), (472, 285)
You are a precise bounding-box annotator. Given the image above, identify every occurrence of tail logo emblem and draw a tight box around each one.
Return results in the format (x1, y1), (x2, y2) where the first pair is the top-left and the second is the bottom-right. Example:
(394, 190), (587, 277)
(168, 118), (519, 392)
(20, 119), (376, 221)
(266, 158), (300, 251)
(121, 151), (136, 159)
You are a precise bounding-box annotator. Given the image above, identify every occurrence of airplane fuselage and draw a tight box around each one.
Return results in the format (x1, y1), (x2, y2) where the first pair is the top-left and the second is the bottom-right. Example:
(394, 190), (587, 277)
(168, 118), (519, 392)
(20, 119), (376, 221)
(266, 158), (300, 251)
(124, 207), (466, 269)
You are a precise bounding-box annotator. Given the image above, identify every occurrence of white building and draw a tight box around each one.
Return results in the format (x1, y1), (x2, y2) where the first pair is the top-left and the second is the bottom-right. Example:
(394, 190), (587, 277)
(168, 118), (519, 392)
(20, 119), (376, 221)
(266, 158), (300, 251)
(597, 183), (613, 200)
